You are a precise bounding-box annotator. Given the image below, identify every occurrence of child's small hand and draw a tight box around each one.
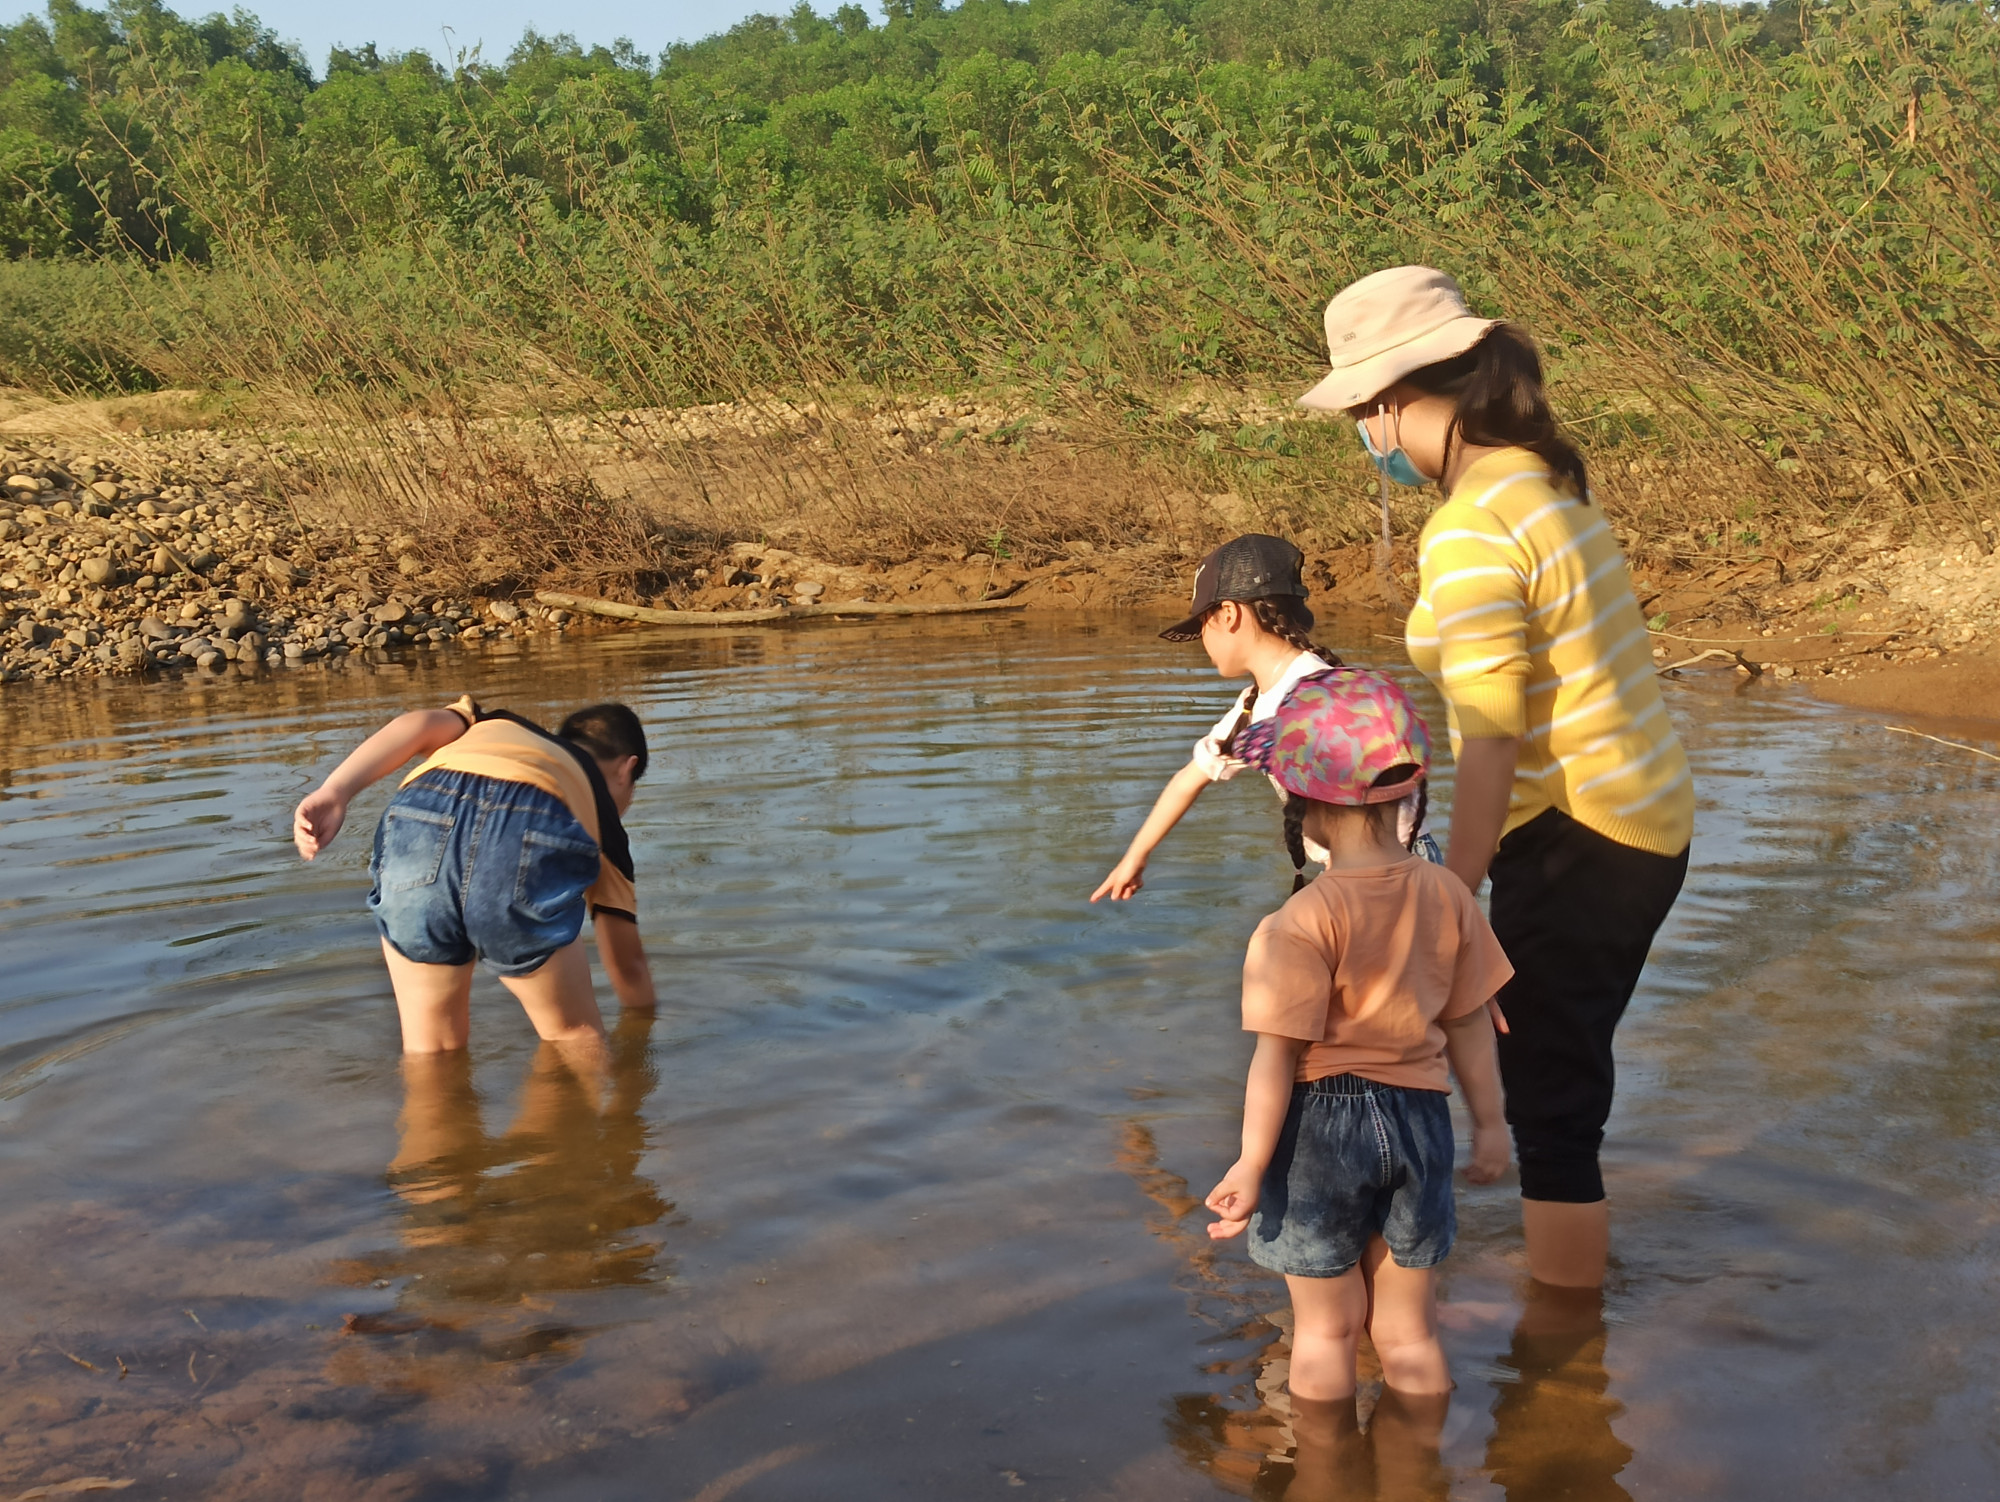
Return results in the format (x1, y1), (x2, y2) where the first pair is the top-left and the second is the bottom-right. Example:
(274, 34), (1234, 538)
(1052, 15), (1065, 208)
(1464, 1121), (1510, 1185)
(1204, 1160), (1261, 1240)
(294, 785), (348, 861)
(1091, 855), (1146, 903)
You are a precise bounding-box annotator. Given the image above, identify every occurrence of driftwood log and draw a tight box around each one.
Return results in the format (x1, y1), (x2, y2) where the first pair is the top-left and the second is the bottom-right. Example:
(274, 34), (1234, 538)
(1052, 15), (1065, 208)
(534, 590), (1028, 627)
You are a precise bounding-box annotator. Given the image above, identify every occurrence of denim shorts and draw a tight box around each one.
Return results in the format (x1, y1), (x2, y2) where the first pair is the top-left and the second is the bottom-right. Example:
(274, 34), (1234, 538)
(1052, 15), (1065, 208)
(368, 769), (601, 977)
(1247, 1074), (1457, 1279)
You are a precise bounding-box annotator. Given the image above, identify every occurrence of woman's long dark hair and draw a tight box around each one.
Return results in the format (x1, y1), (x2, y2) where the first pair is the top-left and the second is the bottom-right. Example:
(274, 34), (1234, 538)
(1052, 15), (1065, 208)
(1402, 324), (1588, 501)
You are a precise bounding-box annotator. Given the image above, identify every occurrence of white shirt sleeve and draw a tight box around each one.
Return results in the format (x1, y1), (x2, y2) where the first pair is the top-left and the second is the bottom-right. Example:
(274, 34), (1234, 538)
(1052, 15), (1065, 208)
(1191, 688), (1256, 782)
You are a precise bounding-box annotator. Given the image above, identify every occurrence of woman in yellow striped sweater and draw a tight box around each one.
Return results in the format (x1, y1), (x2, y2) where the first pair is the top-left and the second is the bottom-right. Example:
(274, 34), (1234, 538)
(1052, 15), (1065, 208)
(1299, 267), (1693, 1289)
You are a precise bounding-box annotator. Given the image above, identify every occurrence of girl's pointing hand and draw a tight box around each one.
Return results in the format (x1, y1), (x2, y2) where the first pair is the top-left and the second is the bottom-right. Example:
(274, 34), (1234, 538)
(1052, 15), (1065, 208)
(1091, 855), (1145, 903)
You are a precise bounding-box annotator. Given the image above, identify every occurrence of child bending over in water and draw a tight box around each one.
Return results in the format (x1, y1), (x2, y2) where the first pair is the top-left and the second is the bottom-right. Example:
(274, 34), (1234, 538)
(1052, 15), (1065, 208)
(293, 696), (656, 1054)
(1093, 534), (1349, 903)
(1205, 668), (1511, 1403)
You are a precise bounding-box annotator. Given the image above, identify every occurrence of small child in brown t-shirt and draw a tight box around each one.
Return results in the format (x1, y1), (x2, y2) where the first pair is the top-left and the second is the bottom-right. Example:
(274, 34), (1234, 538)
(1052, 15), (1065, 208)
(1203, 668), (1512, 1406)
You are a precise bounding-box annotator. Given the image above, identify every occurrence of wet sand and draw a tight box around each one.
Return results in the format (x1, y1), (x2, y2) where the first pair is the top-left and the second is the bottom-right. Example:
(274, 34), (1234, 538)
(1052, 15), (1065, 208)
(2, 615), (1999, 1498)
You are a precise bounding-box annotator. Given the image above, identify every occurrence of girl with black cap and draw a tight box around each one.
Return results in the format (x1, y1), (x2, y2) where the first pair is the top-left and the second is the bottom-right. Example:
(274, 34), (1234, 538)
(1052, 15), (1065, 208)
(1091, 533), (1349, 903)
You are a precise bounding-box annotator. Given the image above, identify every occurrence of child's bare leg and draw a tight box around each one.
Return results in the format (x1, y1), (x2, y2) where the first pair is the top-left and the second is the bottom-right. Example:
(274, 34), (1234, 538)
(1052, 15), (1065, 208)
(388, 1052), (483, 1246)
(1366, 1384), (1451, 1502)
(1360, 1235), (1450, 1395)
(391, 1051), (480, 1172)
(1286, 1268), (1370, 1400)
(381, 939), (474, 1053)
(498, 938), (606, 1047)
(1285, 1394), (1372, 1502)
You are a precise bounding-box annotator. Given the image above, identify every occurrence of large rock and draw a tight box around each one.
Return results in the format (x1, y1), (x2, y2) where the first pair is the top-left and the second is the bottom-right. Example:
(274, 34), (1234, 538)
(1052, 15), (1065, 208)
(90, 481), (120, 503)
(80, 556), (118, 585)
(373, 599), (410, 625)
(139, 615), (174, 640)
(488, 600), (523, 623)
(261, 555), (299, 584)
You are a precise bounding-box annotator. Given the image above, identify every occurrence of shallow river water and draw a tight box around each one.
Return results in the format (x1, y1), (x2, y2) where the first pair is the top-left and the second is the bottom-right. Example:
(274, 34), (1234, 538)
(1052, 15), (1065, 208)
(2, 613), (1998, 1501)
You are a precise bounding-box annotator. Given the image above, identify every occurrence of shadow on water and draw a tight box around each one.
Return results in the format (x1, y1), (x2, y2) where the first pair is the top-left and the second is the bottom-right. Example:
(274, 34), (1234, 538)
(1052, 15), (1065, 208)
(1, 612), (1999, 1498)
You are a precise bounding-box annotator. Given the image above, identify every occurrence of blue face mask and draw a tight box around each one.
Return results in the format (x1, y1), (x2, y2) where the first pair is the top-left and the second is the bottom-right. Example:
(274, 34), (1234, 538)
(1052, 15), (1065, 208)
(1357, 410), (1428, 487)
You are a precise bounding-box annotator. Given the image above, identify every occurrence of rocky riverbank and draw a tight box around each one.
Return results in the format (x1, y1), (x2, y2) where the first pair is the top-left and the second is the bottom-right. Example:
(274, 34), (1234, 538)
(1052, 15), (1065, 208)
(0, 442), (587, 683)
(7, 417), (2000, 728)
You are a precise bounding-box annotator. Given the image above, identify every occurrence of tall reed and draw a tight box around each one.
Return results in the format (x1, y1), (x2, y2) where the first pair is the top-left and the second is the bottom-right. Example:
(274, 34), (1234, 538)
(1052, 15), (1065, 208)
(0, 0), (1989, 570)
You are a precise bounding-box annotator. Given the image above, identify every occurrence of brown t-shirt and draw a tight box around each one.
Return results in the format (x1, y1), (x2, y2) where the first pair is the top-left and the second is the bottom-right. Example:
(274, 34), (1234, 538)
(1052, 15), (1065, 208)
(401, 696), (637, 921)
(1240, 857), (1513, 1092)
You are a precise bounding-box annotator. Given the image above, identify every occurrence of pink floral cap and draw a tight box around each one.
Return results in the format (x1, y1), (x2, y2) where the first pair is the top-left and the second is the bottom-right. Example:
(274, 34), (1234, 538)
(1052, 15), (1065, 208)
(1233, 668), (1431, 804)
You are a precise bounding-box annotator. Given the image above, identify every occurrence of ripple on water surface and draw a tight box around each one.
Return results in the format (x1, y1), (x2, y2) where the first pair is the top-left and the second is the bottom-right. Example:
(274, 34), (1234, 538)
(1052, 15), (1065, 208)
(1, 614), (1998, 1499)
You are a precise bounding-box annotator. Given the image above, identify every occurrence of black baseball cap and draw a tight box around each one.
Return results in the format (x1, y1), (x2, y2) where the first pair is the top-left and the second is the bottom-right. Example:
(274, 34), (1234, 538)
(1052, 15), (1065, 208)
(1160, 534), (1311, 642)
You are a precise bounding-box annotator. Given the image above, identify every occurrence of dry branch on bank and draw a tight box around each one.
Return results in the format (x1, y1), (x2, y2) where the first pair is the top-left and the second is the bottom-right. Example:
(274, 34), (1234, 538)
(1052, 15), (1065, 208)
(533, 590), (1028, 626)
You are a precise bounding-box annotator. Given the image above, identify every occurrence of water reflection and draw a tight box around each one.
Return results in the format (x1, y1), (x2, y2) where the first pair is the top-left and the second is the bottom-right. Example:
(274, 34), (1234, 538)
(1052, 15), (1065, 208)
(5, 620), (2000, 1498)
(1485, 1286), (1630, 1502)
(329, 1013), (670, 1384)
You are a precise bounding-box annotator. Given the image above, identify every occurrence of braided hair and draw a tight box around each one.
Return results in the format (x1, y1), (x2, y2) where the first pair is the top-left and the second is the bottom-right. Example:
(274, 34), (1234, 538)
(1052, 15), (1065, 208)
(1282, 794), (1313, 894)
(1248, 595), (1342, 669)
(1279, 766), (1429, 896)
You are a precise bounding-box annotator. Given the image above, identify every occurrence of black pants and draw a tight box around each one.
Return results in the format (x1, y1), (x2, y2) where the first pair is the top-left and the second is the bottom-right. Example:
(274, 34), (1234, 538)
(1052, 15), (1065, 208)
(1489, 809), (1688, 1203)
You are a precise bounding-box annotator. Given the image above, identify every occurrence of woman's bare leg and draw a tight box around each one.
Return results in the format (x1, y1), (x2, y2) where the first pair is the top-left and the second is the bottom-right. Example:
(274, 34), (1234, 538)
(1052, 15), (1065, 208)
(1286, 1268), (1370, 1401)
(1522, 1198), (1610, 1288)
(380, 939), (474, 1053)
(1361, 1236), (1450, 1395)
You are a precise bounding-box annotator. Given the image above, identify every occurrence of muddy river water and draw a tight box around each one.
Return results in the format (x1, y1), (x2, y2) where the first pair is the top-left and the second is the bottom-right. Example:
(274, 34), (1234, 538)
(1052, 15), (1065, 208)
(2, 613), (1998, 1500)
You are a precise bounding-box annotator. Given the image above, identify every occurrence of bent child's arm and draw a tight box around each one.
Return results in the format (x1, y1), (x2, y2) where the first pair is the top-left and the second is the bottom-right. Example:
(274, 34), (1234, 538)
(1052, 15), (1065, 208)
(294, 709), (469, 860)
(1206, 1032), (1308, 1239)
(1442, 1005), (1508, 1184)
(1091, 760), (1214, 902)
(593, 912), (656, 1011)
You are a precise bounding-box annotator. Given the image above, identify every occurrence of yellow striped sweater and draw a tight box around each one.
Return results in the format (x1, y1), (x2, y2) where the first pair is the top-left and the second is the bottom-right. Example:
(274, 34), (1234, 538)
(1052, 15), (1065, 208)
(1404, 448), (1694, 856)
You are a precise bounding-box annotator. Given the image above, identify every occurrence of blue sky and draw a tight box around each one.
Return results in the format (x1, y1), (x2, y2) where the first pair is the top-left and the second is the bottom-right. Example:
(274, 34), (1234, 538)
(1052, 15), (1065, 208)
(5, 0), (818, 72)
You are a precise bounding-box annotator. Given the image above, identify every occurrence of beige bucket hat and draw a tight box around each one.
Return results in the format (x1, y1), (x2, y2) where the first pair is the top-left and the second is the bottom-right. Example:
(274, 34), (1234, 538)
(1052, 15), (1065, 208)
(1296, 266), (1499, 413)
